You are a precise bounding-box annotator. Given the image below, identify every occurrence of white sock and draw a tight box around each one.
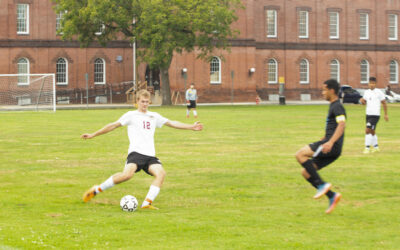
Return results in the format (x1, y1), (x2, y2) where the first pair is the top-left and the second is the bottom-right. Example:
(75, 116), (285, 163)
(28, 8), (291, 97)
(141, 185), (160, 207)
(372, 135), (378, 148)
(186, 110), (190, 116)
(365, 134), (373, 148)
(193, 110), (197, 116)
(98, 176), (115, 193)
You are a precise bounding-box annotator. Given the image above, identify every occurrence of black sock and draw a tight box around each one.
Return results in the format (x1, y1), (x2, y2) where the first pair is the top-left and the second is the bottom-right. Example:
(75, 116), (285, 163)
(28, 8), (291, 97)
(306, 176), (319, 189)
(302, 160), (324, 186)
(326, 190), (335, 199)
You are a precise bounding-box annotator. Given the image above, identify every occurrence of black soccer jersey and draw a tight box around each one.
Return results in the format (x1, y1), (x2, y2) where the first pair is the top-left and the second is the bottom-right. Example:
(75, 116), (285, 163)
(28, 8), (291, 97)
(325, 100), (346, 142)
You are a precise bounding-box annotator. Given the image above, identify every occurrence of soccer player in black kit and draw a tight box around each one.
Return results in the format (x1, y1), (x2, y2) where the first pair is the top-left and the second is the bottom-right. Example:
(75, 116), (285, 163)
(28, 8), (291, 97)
(295, 79), (345, 214)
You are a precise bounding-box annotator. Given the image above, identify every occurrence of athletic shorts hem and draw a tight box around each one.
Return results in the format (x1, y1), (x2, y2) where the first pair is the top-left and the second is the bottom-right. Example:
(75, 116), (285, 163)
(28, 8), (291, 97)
(126, 151), (162, 175)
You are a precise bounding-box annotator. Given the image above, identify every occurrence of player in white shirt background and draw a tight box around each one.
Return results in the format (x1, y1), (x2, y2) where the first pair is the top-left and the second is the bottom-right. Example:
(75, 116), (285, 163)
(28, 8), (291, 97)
(81, 89), (203, 209)
(360, 77), (389, 154)
(186, 83), (198, 118)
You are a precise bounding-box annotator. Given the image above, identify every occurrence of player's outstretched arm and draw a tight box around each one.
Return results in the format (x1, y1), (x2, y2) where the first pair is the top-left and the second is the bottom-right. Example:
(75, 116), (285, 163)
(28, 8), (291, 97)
(165, 121), (203, 131)
(359, 98), (366, 105)
(81, 121), (122, 139)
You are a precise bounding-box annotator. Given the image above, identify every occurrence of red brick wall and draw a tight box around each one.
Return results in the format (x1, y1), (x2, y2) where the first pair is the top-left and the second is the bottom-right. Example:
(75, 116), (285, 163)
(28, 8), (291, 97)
(1, 0), (400, 103)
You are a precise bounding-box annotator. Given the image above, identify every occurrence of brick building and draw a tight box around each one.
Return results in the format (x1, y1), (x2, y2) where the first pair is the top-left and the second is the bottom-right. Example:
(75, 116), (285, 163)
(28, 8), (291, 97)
(1, 0), (400, 104)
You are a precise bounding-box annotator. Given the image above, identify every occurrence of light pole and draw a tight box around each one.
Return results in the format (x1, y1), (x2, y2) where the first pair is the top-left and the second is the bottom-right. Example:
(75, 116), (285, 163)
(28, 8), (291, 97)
(132, 18), (136, 87)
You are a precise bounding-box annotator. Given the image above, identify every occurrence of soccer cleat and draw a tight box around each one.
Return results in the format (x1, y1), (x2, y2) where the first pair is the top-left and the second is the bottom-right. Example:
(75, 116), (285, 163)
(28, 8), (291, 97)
(371, 147), (380, 153)
(363, 148), (370, 154)
(313, 183), (332, 199)
(141, 204), (159, 210)
(325, 192), (342, 214)
(82, 185), (99, 202)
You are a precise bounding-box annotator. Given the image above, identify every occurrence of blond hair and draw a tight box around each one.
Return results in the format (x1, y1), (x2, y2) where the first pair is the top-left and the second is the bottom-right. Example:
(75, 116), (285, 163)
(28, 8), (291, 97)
(136, 89), (151, 101)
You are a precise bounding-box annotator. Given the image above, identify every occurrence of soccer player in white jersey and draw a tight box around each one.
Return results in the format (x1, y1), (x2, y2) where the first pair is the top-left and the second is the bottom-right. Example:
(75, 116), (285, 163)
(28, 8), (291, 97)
(360, 77), (389, 154)
(185, 83), (198, 118)
(81, 90), (203, 209)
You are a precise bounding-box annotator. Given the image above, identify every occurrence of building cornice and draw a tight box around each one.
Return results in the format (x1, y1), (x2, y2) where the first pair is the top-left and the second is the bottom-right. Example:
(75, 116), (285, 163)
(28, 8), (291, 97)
(2, 39), (400, 52)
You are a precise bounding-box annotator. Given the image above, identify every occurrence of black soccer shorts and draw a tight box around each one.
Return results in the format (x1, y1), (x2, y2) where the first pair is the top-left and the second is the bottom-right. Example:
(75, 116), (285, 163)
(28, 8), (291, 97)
(366, 115), (380, 130)
(187, 100), (196, 109)
(125, 152), (162, 175)
(309, 139), (342, 169)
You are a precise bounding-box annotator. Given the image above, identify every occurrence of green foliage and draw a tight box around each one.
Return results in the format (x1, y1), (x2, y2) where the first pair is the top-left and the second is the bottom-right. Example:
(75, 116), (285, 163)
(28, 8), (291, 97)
(54, 0), (242, 69)
(1, 104), (400, 248)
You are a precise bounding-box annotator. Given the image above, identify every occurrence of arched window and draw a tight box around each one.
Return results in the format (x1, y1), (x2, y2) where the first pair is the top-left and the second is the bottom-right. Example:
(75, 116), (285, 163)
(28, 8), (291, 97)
(330, 59), (340, 82)
(299, 59), (309, 84)
(17, 58), (29, 85)
(56, 58), (68, 85)
(94, 58), (105, 84)
(268, 59), (278, 84)
(210, 57), (221, 84)
(390, 60), (398, 84)
(360, 59), (369, 84)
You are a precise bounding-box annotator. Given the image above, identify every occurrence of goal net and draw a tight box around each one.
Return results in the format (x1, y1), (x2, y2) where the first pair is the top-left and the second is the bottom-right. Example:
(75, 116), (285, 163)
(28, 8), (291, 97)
(0, 74), (56, 111)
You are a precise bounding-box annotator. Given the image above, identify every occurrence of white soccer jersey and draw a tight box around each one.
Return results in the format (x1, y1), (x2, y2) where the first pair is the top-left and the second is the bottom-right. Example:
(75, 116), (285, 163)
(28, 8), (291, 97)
(118, 110), (169, 157)
(363, 89), (386, 116)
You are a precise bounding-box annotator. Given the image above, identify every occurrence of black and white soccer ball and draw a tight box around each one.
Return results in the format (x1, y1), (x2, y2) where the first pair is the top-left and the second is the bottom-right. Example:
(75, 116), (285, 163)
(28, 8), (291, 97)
(120, 195), (138, 212)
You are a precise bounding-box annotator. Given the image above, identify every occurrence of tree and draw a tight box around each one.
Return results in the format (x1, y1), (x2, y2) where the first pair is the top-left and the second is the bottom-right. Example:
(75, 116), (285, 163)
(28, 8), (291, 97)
(54, 0), (242, 105)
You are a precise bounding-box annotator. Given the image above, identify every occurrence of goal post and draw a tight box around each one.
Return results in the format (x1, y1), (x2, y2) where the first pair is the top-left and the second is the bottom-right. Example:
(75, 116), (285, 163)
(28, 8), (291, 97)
(0, 74), (56, 111)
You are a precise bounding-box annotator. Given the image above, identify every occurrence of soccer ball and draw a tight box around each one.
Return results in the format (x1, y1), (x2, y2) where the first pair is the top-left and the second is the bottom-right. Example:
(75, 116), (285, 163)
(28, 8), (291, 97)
(120, 195), (138, 212)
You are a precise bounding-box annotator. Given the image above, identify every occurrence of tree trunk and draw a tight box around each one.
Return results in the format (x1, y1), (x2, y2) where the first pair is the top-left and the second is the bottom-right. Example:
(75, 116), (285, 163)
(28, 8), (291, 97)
(160, 67), (172, 105)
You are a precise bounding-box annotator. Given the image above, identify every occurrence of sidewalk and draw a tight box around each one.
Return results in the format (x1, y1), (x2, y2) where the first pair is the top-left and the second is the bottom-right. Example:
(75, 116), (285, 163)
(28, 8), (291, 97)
(1, 100), (331, 111)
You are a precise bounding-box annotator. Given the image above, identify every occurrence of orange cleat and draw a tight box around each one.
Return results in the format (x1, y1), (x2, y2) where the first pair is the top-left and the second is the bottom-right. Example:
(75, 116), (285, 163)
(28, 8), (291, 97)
(82, 185), (100, 202)
(326, 192), (342, 214)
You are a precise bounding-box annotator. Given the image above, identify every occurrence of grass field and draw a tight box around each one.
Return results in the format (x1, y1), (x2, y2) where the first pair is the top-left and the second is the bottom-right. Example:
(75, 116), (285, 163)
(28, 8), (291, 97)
(1, 104), (399, 249)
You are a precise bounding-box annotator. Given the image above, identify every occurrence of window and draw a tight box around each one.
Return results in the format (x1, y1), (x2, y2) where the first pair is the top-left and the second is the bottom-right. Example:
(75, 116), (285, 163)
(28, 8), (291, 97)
(266, 10), (277, 38)
(329, 12), (339, 39)
(388, 14), (398, 40)
(56, 58), (68, 85)
(210, 57), (221, 84)
(17, 58), (29, 85)
(94, 58), (105, 84)
(330, 60), (340, 82)
(299, 59), (309, 84)
(299, 11), (309, 38)
(268, 59), (278, 83)
(390, 60), (398, 84)
(17, 4), (29, 34)
(360, 60), (369, 84)
(360, 13), (369, 40)
(95, 24), (105, 36)
(56, 11), (65, 33)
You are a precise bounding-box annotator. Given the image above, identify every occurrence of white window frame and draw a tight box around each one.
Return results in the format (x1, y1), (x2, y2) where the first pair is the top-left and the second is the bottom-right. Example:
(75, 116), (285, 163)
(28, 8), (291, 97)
(360, 60), (370, 84)
(56, 58), (68, 85)
(210, 57), (221, 84)
(267, 59), (278, 84)
(17, 58), (30, 86)
(299, 59), (309, 84)
(266, 10), (277, 38)
(330, 59), (340, 82)
(389, 60), (399, 84)
(56, 11), (66, 34)
(17, 4), (29, 35)
(94, 58), (106, 84)
(360, 13), (369, 40)
(388, 14), (398, 41)
(298, 11), (309, 38)
(95, 24), (105, 36)
(329, 12), (339, 39)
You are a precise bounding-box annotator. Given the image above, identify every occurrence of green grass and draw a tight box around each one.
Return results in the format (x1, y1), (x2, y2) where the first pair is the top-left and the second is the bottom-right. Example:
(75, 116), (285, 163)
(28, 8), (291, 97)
(0, 104), (399, 249)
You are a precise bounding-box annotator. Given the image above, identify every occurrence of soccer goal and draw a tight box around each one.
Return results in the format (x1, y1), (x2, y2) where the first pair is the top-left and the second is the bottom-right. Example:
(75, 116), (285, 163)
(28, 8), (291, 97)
(0, 74), (56, 111)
